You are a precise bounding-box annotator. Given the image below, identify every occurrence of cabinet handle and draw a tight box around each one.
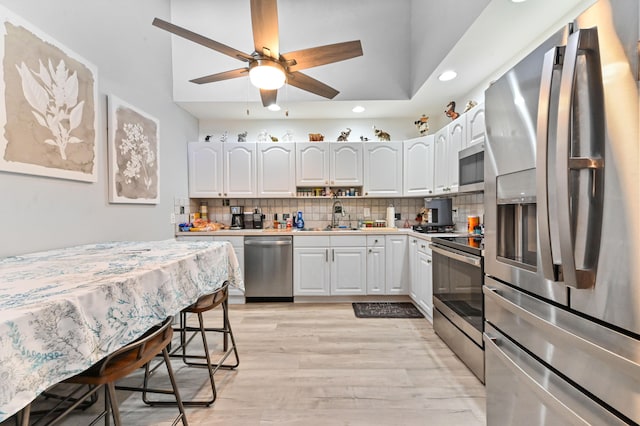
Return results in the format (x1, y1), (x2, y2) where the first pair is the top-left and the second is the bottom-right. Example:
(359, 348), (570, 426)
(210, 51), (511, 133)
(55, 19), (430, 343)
(332, 249), (335, 262)
(369, 249), (372, 253)
(374, 239), (378, 243)
(421, 244), (426, 249)
(428, 190), (432, 194)
(365, 192), (368, 196)
(224, 193), (227, 196)
(218, 193), (221, 196)
(427, 259), (432, 264)
(325, 249), (328, 262)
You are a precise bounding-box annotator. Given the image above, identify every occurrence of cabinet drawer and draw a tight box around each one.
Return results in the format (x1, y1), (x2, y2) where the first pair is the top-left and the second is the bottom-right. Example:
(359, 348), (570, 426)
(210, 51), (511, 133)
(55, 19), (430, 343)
(330, 235), (366, 247)
(294, 235), (330, 247)
(366, 235), (385, 247)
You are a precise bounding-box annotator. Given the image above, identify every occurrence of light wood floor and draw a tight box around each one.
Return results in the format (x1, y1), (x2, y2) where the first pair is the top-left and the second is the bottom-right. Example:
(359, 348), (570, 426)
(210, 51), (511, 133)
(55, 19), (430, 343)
(38, 303), (486, 425)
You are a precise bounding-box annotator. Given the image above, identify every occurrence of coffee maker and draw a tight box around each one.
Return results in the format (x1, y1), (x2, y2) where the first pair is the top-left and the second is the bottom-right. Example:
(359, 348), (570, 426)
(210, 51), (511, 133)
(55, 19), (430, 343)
(252, 207), (264, 229)
(424, 198), (453, 228)
(230, 206), (244, 229)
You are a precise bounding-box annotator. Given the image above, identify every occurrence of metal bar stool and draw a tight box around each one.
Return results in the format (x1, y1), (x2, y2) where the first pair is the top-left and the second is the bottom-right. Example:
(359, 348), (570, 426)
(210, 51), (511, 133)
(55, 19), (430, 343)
(32, 316), (188, 426)
(143, 281), (239, 407)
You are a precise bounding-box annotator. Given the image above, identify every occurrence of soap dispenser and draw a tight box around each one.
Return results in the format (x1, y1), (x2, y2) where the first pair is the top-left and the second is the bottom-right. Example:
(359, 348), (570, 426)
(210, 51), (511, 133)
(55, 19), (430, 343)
(296, 211), (305, 229)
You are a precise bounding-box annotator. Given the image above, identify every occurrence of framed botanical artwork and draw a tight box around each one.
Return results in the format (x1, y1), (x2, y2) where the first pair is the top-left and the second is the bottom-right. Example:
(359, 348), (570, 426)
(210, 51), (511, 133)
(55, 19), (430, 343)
(107, 95), (159, 204)
(0, 5), (98, 182)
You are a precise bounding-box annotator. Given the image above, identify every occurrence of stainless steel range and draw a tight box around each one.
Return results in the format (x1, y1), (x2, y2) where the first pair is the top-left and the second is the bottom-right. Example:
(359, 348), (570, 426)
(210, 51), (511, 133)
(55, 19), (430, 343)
(430, 236), (484, 382)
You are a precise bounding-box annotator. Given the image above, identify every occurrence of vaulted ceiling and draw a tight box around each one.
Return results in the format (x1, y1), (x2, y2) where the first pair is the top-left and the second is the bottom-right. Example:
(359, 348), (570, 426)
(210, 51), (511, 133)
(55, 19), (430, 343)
(159, 0), (593, 120)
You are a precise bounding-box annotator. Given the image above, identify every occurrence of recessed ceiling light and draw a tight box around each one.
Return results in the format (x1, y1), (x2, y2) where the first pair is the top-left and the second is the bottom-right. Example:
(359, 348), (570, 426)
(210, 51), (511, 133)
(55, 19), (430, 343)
(438, 70), (457, 82)
(352, 106), (365, 113)
(267, 104), (281, 111)
(511, 0), (527, 3)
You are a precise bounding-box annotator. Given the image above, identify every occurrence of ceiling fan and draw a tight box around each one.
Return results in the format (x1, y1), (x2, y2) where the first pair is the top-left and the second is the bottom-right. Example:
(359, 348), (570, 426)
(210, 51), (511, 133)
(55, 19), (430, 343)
(153, 0), (363, 108)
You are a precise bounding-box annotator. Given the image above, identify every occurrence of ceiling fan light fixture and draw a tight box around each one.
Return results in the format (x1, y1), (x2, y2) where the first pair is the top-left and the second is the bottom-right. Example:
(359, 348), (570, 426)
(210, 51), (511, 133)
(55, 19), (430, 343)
(267, 103), (281, 111)
(438, 70), (458, 82)
(352, 106), (365, 113)
(249, 60), (286, 90)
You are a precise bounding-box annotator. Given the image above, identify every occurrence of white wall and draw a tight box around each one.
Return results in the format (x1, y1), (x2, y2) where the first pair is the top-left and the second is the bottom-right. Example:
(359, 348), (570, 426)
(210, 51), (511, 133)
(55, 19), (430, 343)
(0, 0), (198, 257)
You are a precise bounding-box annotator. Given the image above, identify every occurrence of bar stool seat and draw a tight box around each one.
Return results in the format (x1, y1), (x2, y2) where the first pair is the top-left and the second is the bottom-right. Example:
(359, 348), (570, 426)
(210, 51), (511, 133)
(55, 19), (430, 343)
(33, 316), (188, 426)
(143, 281), (239, 407)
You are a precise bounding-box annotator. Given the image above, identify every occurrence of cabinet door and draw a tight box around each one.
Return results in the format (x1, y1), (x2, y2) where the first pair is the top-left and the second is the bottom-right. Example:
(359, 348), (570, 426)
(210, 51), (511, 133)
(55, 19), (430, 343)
(257, 143), (296, 197)
(223, 143), (257, 197)
(188, 142), (223, 198)
(447, 117), (464, 192)
(434, 128), (449, 194)
(466, 103), (485, 147)
(403, 136), (435, 196)
(294, 247), (330, 295)
(366, 236), (386, 295)
(408, 237), (419, 301)
(363, 143), (403, 196)
(417, 250), (433, 320)
(296, 143), (330, 186)
(385, 235), (408, 294)
(330, 143), (363, 186)
(330, 247), (367, 295)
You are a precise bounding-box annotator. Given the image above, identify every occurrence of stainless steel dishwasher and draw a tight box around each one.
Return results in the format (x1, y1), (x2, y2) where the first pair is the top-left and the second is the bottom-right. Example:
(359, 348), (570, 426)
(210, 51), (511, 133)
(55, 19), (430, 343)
(244, 236), (293, 302)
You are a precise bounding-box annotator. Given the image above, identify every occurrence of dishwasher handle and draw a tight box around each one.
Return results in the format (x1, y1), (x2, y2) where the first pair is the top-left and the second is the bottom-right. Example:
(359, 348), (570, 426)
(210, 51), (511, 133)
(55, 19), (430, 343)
(244, 239), (292, 246)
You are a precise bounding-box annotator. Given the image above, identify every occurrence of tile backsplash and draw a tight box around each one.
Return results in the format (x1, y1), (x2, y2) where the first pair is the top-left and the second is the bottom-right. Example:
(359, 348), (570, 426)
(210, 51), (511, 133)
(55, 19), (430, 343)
(184, 193), (484, 231)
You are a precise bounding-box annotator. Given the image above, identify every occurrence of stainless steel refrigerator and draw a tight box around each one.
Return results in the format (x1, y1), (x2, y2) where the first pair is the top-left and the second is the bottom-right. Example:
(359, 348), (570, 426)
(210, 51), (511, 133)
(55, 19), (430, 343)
(483, 0), (639, 423)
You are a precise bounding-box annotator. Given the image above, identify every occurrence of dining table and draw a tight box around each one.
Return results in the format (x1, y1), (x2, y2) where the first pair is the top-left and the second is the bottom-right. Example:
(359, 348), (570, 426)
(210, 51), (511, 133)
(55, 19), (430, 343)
(0, 239), (243, 422)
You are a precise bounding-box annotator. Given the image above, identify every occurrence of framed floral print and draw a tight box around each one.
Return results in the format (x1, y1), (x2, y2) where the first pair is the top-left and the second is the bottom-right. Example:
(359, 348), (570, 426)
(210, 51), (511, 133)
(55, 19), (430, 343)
(0, 5), (98, 182)
(107, 95), (159, 204)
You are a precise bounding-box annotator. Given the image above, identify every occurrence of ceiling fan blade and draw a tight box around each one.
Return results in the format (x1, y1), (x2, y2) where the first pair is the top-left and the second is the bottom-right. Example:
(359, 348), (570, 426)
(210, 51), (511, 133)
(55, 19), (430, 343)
(260, 89), (278, 107)
(190, 68), (249, 85)
(250, 0), (279, 58)
(282, 40), (363, 72)
(152, 18), (253, 62)
(287, 72), (339, 99)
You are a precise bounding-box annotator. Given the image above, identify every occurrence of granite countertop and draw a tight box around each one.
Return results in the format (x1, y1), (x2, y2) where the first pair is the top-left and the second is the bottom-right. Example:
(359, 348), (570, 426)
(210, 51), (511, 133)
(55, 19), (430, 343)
(176, 228), (467, 238)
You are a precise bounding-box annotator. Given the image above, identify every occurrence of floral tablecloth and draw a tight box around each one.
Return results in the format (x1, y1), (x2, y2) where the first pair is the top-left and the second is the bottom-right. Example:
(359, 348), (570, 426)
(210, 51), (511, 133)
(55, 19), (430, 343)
(0, 239), (243, 421)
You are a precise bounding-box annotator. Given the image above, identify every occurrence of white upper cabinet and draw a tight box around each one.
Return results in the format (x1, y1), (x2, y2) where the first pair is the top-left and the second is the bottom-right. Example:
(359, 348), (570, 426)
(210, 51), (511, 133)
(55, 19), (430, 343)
(295, 143), (330, 186)
(363, 142), (403, 196)
(403, 136), (435, 197)
(434, 127), (449, 195)
(466, 102), (485, 147)
(257, 143), (296, 198)
(223, 143), (257, 198)
(296, 142), (362, 186)
(330, 143), (363, 186)
(188, 142), (223, 198)
(447, 115), (463, 192)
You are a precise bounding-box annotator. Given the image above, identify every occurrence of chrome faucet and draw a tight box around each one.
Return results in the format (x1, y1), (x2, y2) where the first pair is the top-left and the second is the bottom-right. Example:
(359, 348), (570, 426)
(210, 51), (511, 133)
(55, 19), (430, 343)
(331, 198), (346, 228)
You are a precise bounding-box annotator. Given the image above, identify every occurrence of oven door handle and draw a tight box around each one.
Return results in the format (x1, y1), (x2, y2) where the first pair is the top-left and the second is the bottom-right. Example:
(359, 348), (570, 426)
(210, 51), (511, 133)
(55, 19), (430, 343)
(429, 244), (481, 267)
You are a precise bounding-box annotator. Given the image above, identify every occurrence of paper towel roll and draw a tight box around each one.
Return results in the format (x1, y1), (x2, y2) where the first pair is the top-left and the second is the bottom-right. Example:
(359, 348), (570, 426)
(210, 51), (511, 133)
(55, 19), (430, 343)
(386, 205), (395, 228)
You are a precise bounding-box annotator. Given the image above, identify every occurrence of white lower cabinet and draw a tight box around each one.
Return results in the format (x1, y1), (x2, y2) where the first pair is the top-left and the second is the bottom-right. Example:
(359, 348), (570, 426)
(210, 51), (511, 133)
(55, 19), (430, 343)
(294, 235), (366, 296)
(409, 236), (433, 320)
(176, 235), (245, 303)
(366, 236), (386, 295)
(385, 235), (409, 294)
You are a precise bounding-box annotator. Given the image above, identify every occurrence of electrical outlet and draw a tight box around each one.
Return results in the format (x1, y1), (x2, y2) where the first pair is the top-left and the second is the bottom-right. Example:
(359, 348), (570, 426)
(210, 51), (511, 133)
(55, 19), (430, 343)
(363, 207), (371, 217)
(170, 213), (176, 224)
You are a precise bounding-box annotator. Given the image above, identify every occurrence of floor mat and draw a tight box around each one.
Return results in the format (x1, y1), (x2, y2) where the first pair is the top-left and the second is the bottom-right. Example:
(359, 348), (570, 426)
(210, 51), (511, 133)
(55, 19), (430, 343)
(352, 302), (424, 318)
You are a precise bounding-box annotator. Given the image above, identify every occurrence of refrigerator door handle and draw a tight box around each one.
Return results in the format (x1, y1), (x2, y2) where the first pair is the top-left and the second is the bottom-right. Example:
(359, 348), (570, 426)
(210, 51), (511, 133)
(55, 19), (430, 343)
(555, 28), (605, 289)
(536, 46), (562, 282)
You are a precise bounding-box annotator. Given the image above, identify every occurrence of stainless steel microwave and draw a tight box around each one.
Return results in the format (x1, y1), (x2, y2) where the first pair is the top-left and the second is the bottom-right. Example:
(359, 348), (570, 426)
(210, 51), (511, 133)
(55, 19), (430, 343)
(458, 143), (484, 192)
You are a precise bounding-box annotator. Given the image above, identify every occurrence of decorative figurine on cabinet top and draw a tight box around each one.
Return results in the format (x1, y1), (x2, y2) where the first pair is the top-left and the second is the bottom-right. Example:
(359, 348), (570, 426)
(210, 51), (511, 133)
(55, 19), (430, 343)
(414, 115), (429, 135)
(269, 135), (279, 142)
(282, 129), (294, 142)
(337, 128), (351, 141)
(257, 129), (268, 142)
(309, 133), (324, 141)
(445, 101), (460, 120)
(220, 131), (228, 143)
(463, 100), (478, 113)
(360, 135), (369, 141)
(373, 126), (391, 141)
(237, 131), (247, 142)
